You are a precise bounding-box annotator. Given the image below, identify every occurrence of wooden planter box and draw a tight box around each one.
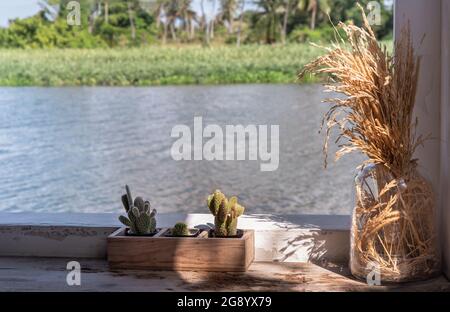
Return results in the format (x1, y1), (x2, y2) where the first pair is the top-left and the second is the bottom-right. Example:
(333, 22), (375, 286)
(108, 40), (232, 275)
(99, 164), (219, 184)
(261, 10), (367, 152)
(107, 227), (254, 272)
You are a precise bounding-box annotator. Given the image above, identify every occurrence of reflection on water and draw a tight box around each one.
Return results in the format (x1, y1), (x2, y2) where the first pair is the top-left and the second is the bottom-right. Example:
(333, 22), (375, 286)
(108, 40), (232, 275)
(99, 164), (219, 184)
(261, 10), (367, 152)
(0, 84), (363, 214)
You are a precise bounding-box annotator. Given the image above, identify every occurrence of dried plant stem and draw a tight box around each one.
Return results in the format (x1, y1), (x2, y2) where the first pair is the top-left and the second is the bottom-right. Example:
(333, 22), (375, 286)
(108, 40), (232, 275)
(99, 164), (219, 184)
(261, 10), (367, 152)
(300, 4), (440, 282)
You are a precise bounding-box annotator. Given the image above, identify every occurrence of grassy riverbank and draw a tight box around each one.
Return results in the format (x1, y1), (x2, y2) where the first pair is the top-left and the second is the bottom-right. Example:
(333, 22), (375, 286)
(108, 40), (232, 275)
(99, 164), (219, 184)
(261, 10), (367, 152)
(0, 44), (320, 86)
(0, 42), (391, 86)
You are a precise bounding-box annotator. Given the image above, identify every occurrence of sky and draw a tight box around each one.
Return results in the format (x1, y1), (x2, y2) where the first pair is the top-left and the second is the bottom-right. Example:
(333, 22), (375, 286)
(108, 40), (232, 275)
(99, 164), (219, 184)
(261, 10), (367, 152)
(0, 0), (221, 27)
(0, 0), (41, 27)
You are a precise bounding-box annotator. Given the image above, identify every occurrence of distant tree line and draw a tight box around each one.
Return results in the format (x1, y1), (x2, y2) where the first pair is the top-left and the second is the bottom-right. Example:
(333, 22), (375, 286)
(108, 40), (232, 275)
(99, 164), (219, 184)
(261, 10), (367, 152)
(0, 0), (393, 48)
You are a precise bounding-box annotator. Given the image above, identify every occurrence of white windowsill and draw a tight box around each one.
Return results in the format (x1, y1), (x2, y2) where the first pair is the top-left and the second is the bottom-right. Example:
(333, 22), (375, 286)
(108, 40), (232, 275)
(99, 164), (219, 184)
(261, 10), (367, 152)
(0, 212), (350, 263)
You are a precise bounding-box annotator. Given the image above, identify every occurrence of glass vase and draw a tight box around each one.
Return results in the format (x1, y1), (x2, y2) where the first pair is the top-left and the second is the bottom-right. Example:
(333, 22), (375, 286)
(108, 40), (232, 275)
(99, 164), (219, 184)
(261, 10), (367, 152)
(350, 163), (441, 283)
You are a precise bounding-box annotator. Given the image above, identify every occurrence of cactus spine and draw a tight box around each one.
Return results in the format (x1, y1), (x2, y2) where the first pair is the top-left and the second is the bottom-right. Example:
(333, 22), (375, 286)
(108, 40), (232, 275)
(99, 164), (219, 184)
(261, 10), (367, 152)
(119, 185), (157, 235)
(207, 190), (245, 237)
(172, 222), (190, 236)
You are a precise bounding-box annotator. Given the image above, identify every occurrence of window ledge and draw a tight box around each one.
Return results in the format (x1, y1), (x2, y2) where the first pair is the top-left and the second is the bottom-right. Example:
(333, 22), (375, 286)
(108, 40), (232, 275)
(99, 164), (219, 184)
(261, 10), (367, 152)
(0, 212), (350, 263)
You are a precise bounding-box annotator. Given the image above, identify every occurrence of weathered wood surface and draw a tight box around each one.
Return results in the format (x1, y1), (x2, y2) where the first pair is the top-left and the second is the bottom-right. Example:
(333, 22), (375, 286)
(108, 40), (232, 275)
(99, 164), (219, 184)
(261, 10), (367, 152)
(0, 257), (448, 292)
(107, 228), (254, 272)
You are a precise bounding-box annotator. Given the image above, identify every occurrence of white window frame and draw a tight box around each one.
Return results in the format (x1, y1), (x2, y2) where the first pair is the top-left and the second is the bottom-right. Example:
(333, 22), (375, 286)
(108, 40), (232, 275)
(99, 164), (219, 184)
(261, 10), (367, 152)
(395, 0), (450, 278)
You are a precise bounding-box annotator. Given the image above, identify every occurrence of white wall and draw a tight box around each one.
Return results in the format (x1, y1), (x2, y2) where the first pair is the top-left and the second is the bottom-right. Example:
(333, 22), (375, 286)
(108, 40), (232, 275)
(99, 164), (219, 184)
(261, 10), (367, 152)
(394, 0), (442, 206)
(395, 0), (449, 278)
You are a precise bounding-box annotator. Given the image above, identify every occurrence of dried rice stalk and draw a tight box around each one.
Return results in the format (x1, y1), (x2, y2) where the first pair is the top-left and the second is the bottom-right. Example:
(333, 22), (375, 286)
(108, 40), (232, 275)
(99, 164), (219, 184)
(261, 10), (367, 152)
(300, 4), (440, 282)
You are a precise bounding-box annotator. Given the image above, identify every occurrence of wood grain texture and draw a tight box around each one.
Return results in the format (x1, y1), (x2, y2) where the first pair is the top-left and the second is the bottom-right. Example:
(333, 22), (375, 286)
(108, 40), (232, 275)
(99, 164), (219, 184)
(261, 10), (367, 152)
(107, 228), (254, 271)
(1, 256), (449, 292)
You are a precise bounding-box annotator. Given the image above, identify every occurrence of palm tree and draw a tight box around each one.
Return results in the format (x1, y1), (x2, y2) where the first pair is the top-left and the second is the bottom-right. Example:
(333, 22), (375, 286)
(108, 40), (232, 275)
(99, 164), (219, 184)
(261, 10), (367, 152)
(127, 1), (136, 40)
(166, 1), (179, 41)
(103, 0), (109, 24)
(236, 0), (245, 46)
(209, 0), (217, 39)
(88, 1), (102, 33)
(298, 0), (330, 30)
(220, 0), (237, 34)
(149, 0), (165, 29)
(151, 0), (178, 43)
(186, 9), (197, 40)
(179, 0), (195, 39)
(280, 0), (292, 44)
(254, 0), (282, 44)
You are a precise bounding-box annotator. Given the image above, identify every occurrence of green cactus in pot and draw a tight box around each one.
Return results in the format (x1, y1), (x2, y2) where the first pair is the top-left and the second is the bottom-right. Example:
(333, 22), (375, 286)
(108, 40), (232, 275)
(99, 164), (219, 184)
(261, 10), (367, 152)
(207, 189), (245, 237)
(171, 222), (190, 236)
(119, 185), (157, 235)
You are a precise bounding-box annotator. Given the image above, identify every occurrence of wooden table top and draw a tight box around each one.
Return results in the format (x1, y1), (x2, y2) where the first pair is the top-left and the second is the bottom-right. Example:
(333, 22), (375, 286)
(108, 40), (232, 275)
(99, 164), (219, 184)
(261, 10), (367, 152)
(0, 257), (448, 292)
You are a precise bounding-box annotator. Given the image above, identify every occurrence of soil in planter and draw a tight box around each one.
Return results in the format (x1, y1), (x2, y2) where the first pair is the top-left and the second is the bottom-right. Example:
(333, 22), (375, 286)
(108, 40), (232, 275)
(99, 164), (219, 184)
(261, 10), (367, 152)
(163, 228), (201, 238)
(124, 228), (160, 237)
(208, 229), (244, 238)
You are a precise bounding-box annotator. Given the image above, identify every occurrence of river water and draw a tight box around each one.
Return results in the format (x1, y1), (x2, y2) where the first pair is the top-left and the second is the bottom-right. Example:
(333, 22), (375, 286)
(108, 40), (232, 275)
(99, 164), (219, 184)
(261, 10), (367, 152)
(0, 84), (363, 214)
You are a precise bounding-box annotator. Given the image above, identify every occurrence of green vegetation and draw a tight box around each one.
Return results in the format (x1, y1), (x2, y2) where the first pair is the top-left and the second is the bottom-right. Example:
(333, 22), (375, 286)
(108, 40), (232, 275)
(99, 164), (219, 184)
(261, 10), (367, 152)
(207, 190), (245, 237)
(171, 222), (190, 236)
(0, 0), (393, 48)
(0, 0), (393, 86)
(119, 185), (157, 235)
(0, 44), (325, 86)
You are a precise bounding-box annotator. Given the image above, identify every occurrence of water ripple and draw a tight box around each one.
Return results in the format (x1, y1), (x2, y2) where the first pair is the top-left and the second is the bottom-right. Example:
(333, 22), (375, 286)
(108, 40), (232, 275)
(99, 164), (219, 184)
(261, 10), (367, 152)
(0, 85), (363, 214)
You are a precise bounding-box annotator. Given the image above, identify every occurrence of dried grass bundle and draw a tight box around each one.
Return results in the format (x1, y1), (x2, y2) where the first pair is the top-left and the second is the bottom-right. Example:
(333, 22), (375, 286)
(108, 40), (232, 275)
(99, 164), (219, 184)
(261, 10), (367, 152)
(300, 5), (440, 282)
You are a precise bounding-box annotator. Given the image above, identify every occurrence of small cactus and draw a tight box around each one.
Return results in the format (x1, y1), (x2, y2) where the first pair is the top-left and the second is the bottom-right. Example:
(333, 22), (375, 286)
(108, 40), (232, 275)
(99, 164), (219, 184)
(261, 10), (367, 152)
(119, 185), (157, 235)
(171, 222), (190, 236)
(207, 190), (245, 237)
